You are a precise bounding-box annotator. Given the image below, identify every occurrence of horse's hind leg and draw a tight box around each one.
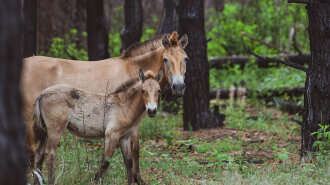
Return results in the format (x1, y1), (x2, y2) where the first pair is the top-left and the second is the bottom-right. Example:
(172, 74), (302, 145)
(94, 131), (120, 181)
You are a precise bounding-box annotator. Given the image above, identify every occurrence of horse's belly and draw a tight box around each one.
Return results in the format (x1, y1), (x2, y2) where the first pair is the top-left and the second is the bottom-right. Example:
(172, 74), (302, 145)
(67, 112), (105, 139)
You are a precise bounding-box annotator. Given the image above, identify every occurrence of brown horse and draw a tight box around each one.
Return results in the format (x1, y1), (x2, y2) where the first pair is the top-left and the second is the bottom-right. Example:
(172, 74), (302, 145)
(22, 31), (188, 183)
(33, 69), (163, 185)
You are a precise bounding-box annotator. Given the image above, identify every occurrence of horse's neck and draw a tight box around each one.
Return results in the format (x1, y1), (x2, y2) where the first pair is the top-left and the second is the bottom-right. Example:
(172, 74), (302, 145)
(117, 87), (146, 123)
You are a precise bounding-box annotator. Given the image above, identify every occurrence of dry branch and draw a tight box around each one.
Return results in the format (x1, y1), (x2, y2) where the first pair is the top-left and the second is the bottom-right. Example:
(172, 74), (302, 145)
(275, 99), (304, 114)
(209, 53), (309, 69)
(246, 49), (308, 72)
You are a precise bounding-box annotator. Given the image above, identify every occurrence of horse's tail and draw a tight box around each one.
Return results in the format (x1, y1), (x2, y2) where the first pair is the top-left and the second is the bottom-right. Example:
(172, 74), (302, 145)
(33, 95), (47, 144)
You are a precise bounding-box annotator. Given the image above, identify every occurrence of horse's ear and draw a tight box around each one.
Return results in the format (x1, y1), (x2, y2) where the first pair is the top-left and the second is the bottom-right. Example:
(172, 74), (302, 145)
(138, 68), (145, 82)
(179, 34), (188, 49)
(156, 69), (163, 82)
(162, 35), (170, 48)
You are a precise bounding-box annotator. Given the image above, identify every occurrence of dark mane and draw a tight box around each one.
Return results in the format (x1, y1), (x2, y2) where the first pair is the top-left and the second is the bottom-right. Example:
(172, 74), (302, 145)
(113, 78), (139, 94)
(120, 34), (167, 59)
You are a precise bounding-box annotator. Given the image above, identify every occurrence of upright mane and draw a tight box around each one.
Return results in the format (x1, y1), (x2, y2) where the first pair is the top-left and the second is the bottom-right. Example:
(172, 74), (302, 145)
(121, 35), (165, 59)
(120, 32), (181, 59)
(113, 78), (139, 94)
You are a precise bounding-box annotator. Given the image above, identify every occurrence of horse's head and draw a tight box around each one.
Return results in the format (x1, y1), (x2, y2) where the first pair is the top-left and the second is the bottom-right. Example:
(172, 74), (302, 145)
(162, 31), (189, 96)
(138, 68), (163, 117)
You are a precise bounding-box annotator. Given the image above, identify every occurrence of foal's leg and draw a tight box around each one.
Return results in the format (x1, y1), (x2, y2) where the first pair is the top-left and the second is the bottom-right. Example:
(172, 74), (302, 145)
(34, 138), (46, 185)
(120, 137), (135, 185)
(94, 131), (120, 180)
(44, 135), (61, 185)
(130, 123), (145, 185)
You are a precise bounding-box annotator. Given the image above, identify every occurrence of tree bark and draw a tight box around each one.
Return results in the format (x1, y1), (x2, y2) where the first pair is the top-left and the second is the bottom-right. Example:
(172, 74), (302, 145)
(22, 0), (37, 57)
(301, 0), (330, 158)
(178, 0), (223, 131)
(87, 0), (109, 60)
(157, 0), (179, 35)
(214, 0), (225, 12)
(120, 0), (143, 52)
(0, 0), (27, 184)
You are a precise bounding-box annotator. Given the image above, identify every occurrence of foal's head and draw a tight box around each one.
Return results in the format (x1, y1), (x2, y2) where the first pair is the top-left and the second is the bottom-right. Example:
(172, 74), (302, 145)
(138, 68), (163, 117)
(162, 31), (189, 96)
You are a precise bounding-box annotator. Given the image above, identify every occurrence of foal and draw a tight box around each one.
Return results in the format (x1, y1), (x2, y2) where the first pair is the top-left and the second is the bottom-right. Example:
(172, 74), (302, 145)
(33, 69), (163, 185)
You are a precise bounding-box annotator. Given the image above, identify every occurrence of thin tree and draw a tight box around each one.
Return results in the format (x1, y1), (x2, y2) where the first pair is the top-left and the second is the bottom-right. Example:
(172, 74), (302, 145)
(87, 0), (109, 60)
(0, 0), (27, 184)
(22, 0), (37, 57)
(157, 0), (179, 35)
(178, 0), (223, 130)
(120, 0), (143, 52)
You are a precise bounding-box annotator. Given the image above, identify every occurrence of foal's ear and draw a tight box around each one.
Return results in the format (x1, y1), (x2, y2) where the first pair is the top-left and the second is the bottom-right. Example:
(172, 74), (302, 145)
(156, 69), (163, 82)
(162, 35), (170, 48)
(179, 34), (188, 49)
(138, 68), (145, 82)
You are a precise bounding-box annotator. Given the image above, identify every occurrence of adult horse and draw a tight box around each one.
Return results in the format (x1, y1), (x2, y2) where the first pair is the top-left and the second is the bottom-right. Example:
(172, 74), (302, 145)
(21, 31), (188, 184)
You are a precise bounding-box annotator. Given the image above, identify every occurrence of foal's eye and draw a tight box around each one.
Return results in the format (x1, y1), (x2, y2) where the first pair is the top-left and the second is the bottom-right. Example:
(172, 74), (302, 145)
(163, 58), (168, 63)
(141, 90), (145, 94)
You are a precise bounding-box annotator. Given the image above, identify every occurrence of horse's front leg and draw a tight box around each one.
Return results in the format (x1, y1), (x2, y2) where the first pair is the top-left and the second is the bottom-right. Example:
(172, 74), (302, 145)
(131, 122), (145, 185)
(94, 131), (119, 181)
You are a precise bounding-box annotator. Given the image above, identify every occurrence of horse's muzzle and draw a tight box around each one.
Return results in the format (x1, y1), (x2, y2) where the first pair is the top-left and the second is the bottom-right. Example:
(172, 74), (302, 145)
(172, 83), (186, 96)
(147, 108), (157, 117)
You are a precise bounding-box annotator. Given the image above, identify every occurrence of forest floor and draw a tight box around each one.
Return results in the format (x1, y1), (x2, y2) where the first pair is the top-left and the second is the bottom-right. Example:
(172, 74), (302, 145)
(27, 100), (329, 185)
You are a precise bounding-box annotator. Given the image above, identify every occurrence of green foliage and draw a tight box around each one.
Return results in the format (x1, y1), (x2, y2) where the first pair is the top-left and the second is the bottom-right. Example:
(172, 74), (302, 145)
(42, 29), (88, 60)
(206, 0), (309, 57)
(109, 32), (121, 57)
(275, 148), (290, 162)
(312, 124), (330, 163)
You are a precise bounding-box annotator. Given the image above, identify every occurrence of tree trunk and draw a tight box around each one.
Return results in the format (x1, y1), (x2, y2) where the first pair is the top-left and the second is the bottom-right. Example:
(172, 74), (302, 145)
(0, 0), (27, 184)
(157, 0), (180, 113)
(120, 0), (143, 52)
(301, 0), (330, 158)
(157, 0), (179, 34)
(22, 0), (37, 57)
(87, 0), (109, 60)
(178, 0), (223, 131)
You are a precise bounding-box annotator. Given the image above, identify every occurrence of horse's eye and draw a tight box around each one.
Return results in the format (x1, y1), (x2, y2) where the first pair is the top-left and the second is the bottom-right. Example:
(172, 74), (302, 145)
(157, 90), (161, 94)
(184, 57), (189, 63)
(141, 90), (145, 94)
(163, 58), (168, 63)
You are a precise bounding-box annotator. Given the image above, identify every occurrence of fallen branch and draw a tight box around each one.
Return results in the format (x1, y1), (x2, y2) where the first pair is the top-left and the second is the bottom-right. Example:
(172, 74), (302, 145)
(288, 0), (309, 3)
(209, 53), (309, 69)
(246, 49), (308, 72)
(209, 86), (305, 100)
(275, 99), (304, 114)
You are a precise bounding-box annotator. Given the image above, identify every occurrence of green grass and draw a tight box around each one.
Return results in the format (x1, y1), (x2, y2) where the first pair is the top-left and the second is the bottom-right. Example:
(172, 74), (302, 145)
(28, 100), (329, 184)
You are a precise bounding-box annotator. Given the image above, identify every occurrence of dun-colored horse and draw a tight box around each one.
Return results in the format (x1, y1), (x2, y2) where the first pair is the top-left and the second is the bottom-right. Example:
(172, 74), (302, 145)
(22, 31), (188, 183)
(33, 69), (163, 185)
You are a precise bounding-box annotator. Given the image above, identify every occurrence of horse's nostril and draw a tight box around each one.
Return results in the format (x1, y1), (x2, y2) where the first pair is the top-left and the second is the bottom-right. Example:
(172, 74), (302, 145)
(182, 84), (186, 90)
